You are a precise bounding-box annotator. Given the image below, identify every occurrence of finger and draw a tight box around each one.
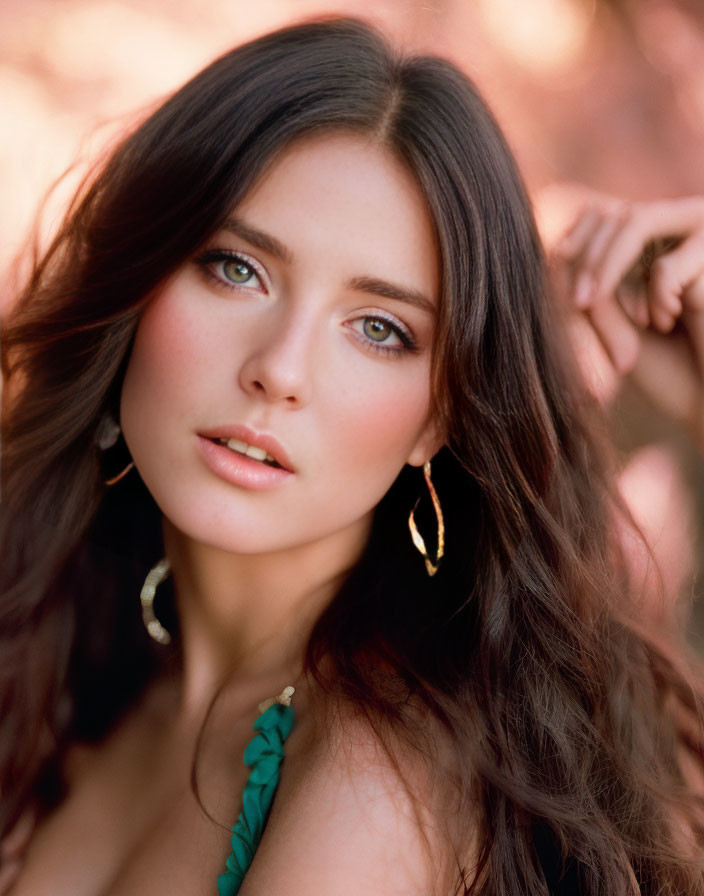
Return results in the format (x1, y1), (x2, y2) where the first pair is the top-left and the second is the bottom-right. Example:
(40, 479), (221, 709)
(649, 305), (678, 334)
(572, 212), (630, 308)
(589, 209), (658, 305)
(547, 252), (573, 311)
(648, 236), (704, 330)
(565, 311), (620, 405)
(554, 209), (608, 307)
(554, 206), (603, 259)
(588, 294), (642, 375)
(577, 211), (626, 271)
(649, 196), (704, 232)
(592, 200), (704, 304)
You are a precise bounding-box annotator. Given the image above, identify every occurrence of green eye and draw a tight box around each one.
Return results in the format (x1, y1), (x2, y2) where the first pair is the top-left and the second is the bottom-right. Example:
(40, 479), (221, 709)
(195, 249), (265, 292)
(363, 318), (393, 342)
(345, 314), (416, 355)
(223, 260), (255, 284)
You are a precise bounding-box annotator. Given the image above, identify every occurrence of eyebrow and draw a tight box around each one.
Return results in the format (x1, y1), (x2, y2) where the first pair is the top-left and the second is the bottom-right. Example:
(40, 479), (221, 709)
(222, 216), (436, 316)
(347, 276), (436, 317)
(223, 217), (293, 264)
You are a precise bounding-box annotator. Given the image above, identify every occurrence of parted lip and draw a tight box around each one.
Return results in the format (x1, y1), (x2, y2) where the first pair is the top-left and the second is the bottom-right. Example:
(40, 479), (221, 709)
(197, 425), (295, 473)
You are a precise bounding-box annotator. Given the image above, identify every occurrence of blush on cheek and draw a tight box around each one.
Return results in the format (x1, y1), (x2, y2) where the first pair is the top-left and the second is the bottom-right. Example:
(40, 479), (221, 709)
(120, 283), (220, 460)
(339, 384), (433, 470)
(135, 287), (215, 381)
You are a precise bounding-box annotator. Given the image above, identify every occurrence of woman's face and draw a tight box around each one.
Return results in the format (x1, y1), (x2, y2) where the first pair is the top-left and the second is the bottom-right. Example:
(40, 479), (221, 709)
(120, 132), (441, 556)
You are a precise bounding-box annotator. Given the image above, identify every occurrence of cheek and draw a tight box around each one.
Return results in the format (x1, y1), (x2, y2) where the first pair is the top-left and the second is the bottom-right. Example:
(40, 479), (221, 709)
(120, 295), (216, 489)
(324, 367), (433, 471)
(121, 285), (219, 422)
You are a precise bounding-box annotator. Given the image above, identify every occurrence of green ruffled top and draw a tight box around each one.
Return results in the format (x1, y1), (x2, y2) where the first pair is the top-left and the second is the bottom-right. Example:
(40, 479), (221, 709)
(217, 688), (295, 896)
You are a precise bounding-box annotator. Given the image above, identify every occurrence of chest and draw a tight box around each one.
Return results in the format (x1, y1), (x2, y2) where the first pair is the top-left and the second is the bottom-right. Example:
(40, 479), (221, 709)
(9, 707), (302, 896)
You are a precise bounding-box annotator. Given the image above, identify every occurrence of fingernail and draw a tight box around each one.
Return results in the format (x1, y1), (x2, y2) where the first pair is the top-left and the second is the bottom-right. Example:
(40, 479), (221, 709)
(574, 273), (594, 308)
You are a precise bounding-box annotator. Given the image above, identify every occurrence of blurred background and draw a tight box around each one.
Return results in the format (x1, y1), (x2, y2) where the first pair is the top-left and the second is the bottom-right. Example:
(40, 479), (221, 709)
(2, 0), (704, 643)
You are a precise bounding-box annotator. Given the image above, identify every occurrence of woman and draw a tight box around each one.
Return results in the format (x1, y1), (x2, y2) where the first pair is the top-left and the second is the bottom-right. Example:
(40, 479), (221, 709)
(2, 19), (703, 895)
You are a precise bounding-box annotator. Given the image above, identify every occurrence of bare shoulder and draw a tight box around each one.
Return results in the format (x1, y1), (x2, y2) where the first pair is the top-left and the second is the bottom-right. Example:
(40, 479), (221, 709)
(239, 696), (470, 896)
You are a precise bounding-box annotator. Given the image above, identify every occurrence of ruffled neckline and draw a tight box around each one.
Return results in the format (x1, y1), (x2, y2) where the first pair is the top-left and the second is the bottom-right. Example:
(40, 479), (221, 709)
(217, 690), (295, 896)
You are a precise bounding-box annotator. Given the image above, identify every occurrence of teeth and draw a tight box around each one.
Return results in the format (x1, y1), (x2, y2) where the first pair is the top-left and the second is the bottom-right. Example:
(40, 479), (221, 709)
(223, 438), (276, 465)
(244, 444), (267, 462)
(226, 438), (249, 454)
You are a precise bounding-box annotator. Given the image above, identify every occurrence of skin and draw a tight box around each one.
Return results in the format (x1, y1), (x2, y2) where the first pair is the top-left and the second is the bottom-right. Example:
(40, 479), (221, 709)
(552, 194), (704, 447)
(553, 198), (704, 842)
(8, 133), (447, 895)
(547, 193), (704, 628)
(120, 131), (443, 705)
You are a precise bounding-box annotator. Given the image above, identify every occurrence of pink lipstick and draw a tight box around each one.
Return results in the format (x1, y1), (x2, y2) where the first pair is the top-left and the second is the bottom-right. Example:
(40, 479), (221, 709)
(196, 425), (294, 490)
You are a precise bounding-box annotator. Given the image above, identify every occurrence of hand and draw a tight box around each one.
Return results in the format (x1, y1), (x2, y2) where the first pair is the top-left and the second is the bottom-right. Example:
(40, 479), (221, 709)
(552, 196), (704, 448)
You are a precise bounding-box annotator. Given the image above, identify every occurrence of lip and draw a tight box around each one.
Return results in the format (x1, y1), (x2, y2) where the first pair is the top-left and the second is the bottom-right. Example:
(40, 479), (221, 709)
(196, 435), (294, 490)
(198, 424), (294, 473)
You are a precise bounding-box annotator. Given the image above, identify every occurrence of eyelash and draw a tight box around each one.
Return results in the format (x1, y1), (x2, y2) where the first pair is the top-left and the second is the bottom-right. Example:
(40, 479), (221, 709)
(195, 249), (266, 292)
(346, 314), (417, 356)
(194, 248), (418, 356)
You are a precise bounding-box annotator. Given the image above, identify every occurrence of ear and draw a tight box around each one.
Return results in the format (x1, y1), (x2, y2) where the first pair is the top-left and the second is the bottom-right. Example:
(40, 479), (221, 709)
(405, 414), (445, 468)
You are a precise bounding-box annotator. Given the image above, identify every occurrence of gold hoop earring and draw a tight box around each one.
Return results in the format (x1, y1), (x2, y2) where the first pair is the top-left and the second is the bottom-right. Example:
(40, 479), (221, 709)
(408, 460), (445, 576)
(140, 557), (172, 645)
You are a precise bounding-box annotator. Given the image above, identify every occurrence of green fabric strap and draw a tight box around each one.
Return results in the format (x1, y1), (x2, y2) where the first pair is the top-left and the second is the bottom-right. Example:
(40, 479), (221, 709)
(217, 700), (295, 896)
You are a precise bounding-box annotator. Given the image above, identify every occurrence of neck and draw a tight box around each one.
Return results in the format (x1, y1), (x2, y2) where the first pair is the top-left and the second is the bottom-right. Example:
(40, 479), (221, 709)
(161, 517), (370, 718)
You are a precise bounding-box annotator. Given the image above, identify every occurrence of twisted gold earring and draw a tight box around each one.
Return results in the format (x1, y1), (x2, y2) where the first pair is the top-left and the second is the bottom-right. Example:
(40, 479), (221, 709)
(408, 460), (445, 576)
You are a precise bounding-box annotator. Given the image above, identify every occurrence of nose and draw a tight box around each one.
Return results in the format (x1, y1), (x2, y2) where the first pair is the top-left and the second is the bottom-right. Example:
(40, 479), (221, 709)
(238, 306), (315, 407)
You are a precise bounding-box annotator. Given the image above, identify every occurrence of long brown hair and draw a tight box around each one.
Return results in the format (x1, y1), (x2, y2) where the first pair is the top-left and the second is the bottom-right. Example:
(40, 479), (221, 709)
(2, 18), (704, 893)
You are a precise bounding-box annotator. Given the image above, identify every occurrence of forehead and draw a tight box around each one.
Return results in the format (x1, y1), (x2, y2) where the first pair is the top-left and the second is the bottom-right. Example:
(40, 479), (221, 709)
(231, 132), (440, 299)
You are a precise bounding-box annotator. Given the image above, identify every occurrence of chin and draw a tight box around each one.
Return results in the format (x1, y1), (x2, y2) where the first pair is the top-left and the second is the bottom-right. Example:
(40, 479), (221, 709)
(162, 509), (296, 556)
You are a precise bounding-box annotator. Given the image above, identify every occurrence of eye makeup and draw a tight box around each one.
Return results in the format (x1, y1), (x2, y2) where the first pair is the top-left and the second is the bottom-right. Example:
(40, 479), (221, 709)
(195, 249), (268, 292)
(194, 247), (421, 358)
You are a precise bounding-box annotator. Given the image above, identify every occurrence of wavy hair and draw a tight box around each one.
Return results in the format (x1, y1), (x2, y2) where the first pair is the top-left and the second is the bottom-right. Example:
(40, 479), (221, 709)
(2, 18), (704, 893)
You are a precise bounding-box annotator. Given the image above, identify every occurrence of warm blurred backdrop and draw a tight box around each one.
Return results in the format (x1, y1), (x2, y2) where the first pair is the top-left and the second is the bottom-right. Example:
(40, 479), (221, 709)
(2, 0), (704, 642)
